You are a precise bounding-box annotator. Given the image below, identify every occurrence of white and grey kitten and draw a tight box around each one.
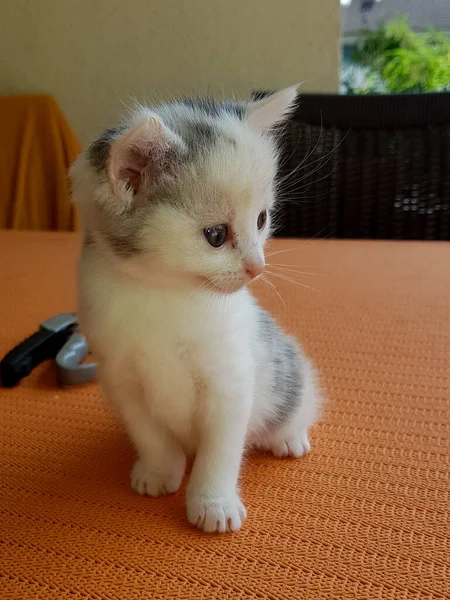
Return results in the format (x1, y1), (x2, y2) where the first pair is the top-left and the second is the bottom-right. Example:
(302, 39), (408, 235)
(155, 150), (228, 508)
(70, 86), (322, 533)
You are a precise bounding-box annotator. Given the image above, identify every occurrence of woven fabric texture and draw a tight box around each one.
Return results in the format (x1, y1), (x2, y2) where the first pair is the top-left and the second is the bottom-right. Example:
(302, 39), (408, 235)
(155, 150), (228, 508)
(0, 232), (449, 599)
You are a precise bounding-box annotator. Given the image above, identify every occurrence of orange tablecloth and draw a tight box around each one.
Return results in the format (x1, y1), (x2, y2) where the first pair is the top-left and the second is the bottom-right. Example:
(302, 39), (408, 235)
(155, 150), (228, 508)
(0, 232), (449, 599)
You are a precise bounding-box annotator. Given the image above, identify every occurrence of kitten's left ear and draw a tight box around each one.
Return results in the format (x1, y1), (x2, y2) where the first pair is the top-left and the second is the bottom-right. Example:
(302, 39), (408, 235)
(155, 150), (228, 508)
(246, 85), (300, 131)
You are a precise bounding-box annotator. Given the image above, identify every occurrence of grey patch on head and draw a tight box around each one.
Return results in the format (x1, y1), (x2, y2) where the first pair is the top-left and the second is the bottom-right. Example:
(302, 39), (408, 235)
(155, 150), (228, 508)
(257, 308), (303, 428)
(87, 98), (244, 174)
(157, 99), (244, 161)
(180, 120), (218, 157)
(83, 97), (248, 257)
(180, 98), (246, 120)
(88, 125), (126, 172)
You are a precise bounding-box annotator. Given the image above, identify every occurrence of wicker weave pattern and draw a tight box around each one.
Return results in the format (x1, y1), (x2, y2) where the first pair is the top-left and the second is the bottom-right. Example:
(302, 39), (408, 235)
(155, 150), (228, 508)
(0, 232), (449, 599)
(270, 93), (450, 240)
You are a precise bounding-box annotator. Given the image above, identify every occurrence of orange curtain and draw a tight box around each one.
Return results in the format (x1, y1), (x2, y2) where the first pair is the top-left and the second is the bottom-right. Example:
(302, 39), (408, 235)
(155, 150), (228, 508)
(0, 95), (81, 231)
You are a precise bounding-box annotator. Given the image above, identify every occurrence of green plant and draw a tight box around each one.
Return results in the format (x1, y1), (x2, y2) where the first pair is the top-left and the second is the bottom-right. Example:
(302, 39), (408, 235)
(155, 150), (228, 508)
(347, 15), (450, 94)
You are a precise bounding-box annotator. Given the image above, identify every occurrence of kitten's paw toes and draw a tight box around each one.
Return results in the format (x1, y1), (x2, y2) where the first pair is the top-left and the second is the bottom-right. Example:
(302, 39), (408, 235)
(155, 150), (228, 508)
(187, 492), (247, 533)
(130, 459), (183, 497)
(270, 430), (311, 458)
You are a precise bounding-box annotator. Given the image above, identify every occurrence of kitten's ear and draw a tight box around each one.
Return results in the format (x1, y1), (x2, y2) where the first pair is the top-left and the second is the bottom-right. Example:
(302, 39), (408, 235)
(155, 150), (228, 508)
(107, 114), (182, 207)
(246, 85), (300, 131)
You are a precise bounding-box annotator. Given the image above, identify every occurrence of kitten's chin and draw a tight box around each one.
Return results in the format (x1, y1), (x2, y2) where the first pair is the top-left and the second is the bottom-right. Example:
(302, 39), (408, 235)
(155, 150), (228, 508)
(120, 261), (246, 295)
(204, 278), (246, 295)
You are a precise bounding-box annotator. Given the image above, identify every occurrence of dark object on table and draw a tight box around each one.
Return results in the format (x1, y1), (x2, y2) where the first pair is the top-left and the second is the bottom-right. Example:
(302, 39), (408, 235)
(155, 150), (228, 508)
(0, 313), (96, 387)
(0, 313), (77, 387)
(255, 92), (450, 240)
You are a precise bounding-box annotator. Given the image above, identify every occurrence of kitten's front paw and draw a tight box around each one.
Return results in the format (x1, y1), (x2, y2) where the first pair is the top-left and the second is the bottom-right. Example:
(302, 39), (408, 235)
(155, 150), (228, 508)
(269, 429), (311, 458)
(186, 492), (247, 533)
(131, 458), (184, 497)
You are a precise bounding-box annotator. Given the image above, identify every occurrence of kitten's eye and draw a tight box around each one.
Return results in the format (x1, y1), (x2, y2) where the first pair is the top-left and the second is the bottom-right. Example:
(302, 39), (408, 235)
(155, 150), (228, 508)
(257, 210), (267, 231)
(204, 224), (228, 248)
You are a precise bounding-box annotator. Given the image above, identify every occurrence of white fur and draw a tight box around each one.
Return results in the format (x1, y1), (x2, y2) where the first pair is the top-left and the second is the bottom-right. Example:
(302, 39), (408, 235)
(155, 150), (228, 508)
(72, 89), (321, 533)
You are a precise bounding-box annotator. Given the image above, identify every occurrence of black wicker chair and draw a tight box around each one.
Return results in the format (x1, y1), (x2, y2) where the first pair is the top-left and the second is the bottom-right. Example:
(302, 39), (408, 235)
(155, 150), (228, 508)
(259, 93), (450, 240)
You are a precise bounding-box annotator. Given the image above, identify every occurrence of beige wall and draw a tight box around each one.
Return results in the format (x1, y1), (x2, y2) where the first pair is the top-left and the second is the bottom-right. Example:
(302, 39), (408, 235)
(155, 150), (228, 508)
(1, 0), (340, 144)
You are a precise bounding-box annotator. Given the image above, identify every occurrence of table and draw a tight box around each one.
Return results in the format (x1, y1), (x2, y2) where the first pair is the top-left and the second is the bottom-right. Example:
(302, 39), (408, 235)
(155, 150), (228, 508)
(1, 231), (449, 599)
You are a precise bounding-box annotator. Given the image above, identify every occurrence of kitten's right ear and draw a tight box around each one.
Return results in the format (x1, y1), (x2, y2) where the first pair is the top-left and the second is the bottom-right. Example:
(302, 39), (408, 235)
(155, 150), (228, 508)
(97, 115), (183, 210)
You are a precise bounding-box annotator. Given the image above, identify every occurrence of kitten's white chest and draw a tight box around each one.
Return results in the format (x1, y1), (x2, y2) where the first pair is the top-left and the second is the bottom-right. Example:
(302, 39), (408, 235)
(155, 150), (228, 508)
(79, 256), (254, 450)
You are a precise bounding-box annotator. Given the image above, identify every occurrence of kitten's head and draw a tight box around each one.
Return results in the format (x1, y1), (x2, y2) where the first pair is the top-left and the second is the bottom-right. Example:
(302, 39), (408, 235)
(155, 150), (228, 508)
(71, 86), (298, 294)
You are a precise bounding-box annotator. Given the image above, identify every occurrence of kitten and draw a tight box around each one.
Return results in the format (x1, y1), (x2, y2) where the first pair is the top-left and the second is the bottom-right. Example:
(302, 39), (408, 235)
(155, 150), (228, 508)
(70, 86), (322, 533)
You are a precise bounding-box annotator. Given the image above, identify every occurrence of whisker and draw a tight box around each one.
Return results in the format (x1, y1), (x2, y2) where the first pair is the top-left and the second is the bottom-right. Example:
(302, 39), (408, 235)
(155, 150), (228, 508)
(267, 262), (323, 269)
(277, 180), (338, 201)
(277, 145), (336, 194)
(298, 226), (332, 242)
(283, 158), (342, 198)
(277, 128), (350, 195)
(265, 230), (330, 259)
(276, 113), (323, 186)
(265, 247), (297, 258)
(265, 270), (320, 293)
(268, 265), (321, 277)
(277, 122), (309, 172)
(260, 275), (286, 317)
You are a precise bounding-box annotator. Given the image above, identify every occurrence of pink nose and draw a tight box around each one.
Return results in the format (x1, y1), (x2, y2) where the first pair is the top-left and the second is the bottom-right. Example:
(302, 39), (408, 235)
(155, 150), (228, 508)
(245, 262), (265, 280)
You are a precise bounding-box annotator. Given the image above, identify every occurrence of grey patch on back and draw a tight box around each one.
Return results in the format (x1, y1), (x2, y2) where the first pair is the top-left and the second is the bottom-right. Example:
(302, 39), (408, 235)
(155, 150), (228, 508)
(257, 308), (302, 428)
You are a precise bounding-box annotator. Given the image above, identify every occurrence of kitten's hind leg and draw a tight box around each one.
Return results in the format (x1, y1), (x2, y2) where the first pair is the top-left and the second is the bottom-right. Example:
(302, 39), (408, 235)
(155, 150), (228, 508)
(258, 357), (322, 459)
(101, 370), (186, 496)
(266, 426), (311, 458)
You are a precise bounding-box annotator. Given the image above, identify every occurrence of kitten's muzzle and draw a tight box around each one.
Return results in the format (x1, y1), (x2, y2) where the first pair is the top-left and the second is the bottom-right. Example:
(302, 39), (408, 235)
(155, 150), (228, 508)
(244, 260), (265, 281)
